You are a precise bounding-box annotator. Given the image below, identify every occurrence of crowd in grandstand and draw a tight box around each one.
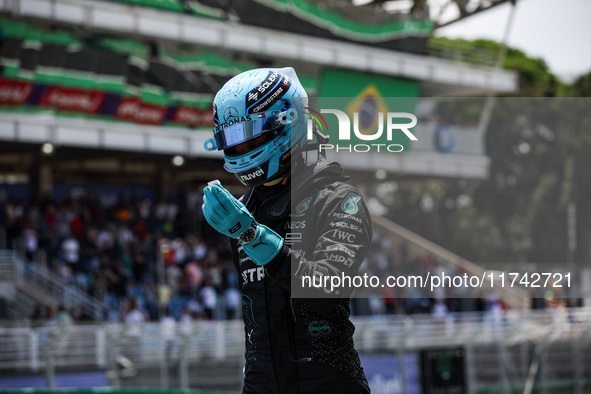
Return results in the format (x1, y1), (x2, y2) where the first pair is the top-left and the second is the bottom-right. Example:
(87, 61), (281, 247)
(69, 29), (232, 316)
(2, 190), (239, 323)
(2, 189), (573, 325)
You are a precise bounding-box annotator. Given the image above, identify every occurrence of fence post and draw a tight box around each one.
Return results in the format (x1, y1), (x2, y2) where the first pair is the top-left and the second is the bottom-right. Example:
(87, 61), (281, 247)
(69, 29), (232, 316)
(160, 336), (170, 389)
(14, 251), (22, 286)
(540, 345), (547, 394)
(179, 338), (189, 390)
(396, 318), (414, 394)
(576, 325), (591, 394)
(496, 322), (510, 394)
(497, 343), (510, 394)
(108, 328), (121, 388)
(520, 341), (528, 382)
(573, 329), (582, 394)
(30, 329), (39, 372)
(44, 341), (54, 389)
(97, 326), (107, 368)
(215, 321), (225, 360)
(396, 348), (407, 394)
(465, 344), (475, 394)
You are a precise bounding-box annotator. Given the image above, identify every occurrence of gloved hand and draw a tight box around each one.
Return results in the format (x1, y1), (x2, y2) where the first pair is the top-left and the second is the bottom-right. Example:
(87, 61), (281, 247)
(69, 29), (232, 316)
(242, 223), (284, 266)
(202, 182), (253, 238)
(202, 183), (283, 265)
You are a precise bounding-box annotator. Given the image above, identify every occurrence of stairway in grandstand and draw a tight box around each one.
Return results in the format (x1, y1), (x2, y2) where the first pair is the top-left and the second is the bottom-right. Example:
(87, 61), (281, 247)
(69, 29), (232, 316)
(371, 215), (529, 309)
(0, 249), (106, 320)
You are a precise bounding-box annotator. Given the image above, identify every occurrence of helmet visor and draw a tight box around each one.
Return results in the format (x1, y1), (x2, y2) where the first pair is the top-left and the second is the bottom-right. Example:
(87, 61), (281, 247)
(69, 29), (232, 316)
(212, 109), (297, 151)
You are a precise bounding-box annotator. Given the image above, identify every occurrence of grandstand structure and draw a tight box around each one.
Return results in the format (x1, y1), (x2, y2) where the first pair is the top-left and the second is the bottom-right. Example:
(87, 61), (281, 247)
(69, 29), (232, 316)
(4, 1), (588, 394)
(0, 0), (518, 196)
(0, 0), (525, 317)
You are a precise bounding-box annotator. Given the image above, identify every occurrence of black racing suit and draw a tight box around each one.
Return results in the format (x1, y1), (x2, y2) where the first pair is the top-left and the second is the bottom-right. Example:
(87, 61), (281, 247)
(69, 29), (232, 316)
(231, 160), (372, 394)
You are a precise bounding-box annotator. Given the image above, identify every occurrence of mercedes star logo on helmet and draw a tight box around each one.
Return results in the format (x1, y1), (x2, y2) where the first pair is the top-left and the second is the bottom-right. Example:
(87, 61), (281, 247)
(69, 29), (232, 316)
(224, 106), (239, 121)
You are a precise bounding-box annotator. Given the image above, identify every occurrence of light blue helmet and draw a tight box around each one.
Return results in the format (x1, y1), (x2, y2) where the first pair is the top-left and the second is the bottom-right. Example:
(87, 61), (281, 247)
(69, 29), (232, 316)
(204, 67), (308, 187)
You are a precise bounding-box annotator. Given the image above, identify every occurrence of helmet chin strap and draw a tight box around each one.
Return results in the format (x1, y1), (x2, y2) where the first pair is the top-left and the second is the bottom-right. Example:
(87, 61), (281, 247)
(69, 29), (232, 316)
(260, 124), (326, 188)
(263, 177), (285, 187)
(303, 124), (329, 163)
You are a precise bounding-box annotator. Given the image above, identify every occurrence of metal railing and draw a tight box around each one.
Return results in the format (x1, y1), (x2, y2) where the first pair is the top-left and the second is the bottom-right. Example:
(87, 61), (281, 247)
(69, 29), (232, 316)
(0, 318), (245, 389)
(0, 249), (18, 282)
(0, 245), (108, 320)
(19, 261), (107, 320)
(1, 308), (590, 392)
(372, 215), (530, 309)
(428, 38), (497, 67)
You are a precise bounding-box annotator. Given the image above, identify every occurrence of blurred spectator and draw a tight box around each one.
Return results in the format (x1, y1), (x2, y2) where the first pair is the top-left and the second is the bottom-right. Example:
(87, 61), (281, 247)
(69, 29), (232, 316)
(160, 307), (177, 364)
(432, 298), (449, 322)
(22, 220), (38, 261)
(185, 298), (203, 319)
(76, 305), (94, 322)
(123, 296), (146, 335)
(179, 305), (194, 337)
(122, 296), (146, 363)
(199, 278), (217, 320)
(8, 188), (566, 324)
(223, 286), (241, 320)
(185, 260), (203, 298)
(30, 303), (48, 322)
(61, 236), (80, 266)
(5, 199), (25, 247)
(56, 304), (73, 330)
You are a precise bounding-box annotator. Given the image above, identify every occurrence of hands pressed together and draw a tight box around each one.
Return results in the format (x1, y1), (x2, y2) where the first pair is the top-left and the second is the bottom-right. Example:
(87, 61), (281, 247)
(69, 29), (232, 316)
(202, 182), (283, 266)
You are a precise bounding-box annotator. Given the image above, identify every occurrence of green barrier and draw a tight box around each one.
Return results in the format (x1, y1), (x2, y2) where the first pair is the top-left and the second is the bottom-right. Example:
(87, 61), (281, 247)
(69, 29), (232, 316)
(0, 16), (318, 98)
(102, 0), (434, 40)
(0, 17), (80, 45)
(254, 0), (434, 41)
(107, 0), (216, 19)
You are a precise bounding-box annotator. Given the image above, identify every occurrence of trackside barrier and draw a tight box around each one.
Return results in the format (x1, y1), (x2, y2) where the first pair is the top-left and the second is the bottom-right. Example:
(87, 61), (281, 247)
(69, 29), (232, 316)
(0, 390), (231, 394)
(0, 308), (590, 392)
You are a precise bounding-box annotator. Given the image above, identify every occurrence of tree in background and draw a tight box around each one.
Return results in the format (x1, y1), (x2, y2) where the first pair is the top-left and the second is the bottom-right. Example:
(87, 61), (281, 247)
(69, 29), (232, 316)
(374, 37), (591, 266)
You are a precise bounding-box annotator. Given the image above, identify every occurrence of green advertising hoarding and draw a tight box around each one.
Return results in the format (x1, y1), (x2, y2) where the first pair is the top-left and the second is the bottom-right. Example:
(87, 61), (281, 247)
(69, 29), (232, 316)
(315, 68), (420, 152)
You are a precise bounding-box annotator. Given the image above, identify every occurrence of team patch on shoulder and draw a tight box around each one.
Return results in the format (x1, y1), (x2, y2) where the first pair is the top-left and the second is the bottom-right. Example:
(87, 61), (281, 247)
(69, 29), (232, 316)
(295, 197), (312, 214)
(341, 193), (361, 214)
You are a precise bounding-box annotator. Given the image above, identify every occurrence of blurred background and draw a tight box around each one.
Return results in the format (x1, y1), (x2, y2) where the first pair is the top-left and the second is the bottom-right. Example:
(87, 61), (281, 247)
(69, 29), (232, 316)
(0, 0), (590, 393)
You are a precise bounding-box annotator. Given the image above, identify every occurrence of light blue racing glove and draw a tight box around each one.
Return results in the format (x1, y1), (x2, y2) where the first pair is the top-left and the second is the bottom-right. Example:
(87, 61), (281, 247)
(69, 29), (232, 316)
(241, 222), (284, 266)
(202, 183), (283, 265)
(202, 183), (253, 238)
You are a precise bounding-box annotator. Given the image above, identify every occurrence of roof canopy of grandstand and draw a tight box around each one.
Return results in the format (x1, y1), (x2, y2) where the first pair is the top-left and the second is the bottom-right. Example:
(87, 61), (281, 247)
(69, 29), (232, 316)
(1, 0), (517, 96)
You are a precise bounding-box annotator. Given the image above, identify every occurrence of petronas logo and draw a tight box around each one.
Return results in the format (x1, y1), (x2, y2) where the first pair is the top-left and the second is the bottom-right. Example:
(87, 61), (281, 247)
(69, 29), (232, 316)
(295, 197), (311, 214)
(341, 193), (361, 214)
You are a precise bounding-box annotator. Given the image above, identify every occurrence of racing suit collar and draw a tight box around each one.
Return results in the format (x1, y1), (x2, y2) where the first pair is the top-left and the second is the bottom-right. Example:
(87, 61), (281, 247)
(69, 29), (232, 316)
(244, 158), (349, 220)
